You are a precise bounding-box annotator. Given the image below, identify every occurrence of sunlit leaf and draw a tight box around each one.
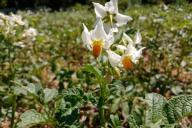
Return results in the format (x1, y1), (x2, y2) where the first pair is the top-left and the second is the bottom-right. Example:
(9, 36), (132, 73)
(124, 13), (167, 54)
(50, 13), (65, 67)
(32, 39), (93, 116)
(17, 109), (49, 128)
(43, 88), (58, 103)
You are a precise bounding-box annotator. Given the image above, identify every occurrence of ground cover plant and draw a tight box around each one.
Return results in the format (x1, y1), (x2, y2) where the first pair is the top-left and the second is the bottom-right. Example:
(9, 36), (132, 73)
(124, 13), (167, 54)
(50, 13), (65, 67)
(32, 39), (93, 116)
(0, 0), (192, 128)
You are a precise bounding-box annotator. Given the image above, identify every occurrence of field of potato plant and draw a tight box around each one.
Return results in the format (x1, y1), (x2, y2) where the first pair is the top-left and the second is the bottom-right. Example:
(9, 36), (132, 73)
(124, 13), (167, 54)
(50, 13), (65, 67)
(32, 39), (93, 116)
(0, 0), (192, 128)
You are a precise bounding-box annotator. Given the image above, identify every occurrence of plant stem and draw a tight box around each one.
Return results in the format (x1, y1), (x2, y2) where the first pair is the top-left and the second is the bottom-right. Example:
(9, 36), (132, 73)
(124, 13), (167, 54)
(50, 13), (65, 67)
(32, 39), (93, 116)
(99, 84), (106, 127)
(96, 59), (106, 127)
(11, 95), (16, 128)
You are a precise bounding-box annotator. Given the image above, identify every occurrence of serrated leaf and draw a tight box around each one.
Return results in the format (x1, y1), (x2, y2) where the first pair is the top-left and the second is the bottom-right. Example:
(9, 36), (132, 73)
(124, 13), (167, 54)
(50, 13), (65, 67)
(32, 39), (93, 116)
(17, 109), (48, 128)
(164, 95), (192, 124)
(55, 98), (65, 110)
(128, 115), (139, 128)
(43, 88), (58, 103)
(145, 93), (168, 124)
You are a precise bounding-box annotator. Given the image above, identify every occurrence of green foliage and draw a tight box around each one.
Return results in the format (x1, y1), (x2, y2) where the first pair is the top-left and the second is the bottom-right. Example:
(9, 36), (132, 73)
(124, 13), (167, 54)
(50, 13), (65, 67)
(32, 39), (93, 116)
(128, 115), (140, 128)
(17, 109), (49, 128)
(145, 93), (167, 124)
(83, 64), (105, 85)
(129, 93), (192, 127)
(164, 95), (192, 124)
(43, 88), (58, 103)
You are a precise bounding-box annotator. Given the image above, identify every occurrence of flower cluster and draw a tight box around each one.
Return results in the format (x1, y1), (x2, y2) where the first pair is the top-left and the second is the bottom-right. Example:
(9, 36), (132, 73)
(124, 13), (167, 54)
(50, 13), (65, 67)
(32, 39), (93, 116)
(0, 13), (38, 48)
(82, 0), (145, 70)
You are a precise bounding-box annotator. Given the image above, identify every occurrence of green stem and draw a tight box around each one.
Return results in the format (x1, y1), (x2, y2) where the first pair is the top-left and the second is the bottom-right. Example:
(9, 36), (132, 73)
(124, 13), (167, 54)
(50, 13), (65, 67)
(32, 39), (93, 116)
(99, 84), (106, 127)
(11, 95), (16, 128)
(96, 60), (106, 127)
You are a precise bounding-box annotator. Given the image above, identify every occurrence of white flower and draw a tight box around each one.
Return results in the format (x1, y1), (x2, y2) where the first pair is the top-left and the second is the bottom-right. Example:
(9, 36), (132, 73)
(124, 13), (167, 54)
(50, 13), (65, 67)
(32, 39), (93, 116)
(0, 13), (7, 19)
(139, 16), (147, 21)
(0, 19), (4, 26)
(107, 44), (144, 70)
(107, 32), (145, 70)
(123, 31), (142, 45)
(82, 20), (114, 58)
(22, 27), (38, 42)
(9, 13), (25, 26)
(93, 0), (132, 33)
(13, 41), (25, 48)
(23, 27), (38, 38)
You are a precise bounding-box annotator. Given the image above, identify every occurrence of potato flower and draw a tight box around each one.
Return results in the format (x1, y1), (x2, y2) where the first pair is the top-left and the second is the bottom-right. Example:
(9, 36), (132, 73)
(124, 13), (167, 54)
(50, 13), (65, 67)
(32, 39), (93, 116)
(9, 13), (25, 26)
(23, 27), (37, 37)
(22, 27), (38, 42)
(93, 0), (132, 33)
(123, 31), (142, 45)
(82, 20), (114, 58)
(107, 32), (145, 70)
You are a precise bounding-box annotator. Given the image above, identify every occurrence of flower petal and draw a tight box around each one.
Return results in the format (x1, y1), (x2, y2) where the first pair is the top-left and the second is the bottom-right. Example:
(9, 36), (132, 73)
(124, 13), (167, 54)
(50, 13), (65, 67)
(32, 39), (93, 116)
(104, 31), (114, 49)
(134, 31), (142, 44)
(105, 0), (118, 13)
(127, 44), (145, 64)
(111, 24), (118, 33)
(111, 0), (118, 13)
(93, 2), (107, 18)
(131, 49), (143, 64)
(103, 23), (111, 34)
(107, 50), (121, 67)
(115, 13), (132, 27)
(103, 23), (118, 33)
(126, 43), (137, 55)
(82, 24), (92, 50)
(115, 45), (127, 52)
(91, 20), (107, 40)
(123, 33), (133, 44)
(112, 0), (118, 13)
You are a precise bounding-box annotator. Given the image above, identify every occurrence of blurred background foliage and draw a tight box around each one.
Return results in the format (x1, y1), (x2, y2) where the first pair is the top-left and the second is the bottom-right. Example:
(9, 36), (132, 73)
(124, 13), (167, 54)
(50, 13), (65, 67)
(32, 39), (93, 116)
(0, 0), (192, 9)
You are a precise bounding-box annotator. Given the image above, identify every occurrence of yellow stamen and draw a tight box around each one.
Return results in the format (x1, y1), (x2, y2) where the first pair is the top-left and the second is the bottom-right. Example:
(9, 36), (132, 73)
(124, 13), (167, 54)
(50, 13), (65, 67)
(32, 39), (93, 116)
(122, 55), (133, 70)
(92, 39), (103, 58)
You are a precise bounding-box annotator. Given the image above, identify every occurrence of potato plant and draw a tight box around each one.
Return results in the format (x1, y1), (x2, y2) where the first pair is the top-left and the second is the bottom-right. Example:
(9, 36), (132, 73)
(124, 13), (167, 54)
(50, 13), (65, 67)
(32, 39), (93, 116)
(0, 1), (192, 128)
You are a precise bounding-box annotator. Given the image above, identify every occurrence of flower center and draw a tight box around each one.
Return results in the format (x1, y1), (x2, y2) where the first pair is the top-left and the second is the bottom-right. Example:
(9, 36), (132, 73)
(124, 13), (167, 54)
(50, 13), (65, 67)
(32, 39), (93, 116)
(92, 39), (103, 58)
(102, 12), (116, 25)
(122, 55), (133, 70)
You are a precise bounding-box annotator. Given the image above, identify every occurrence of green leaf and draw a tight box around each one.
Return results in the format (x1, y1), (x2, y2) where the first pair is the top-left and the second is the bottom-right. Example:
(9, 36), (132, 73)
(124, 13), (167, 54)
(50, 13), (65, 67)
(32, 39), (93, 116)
(2, 95), (14, 107)
(43, 88), (58, 103)
(17, 109), (49, 128)
(145, 93), (168, 124)
(110, 114), (121, 128)
(164, 95), (192, 124)
(128, 115), (139, 128)
(13, 86), (27, 95)
(121, 102), (130, 119)
(82, 64), (104, 85)
(55, 98), (66, 110)
(83, 64), (109, 99)
(171, 86), (183, 95)
(111, 98), (121, 113)
(26, 84), (42, 96)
